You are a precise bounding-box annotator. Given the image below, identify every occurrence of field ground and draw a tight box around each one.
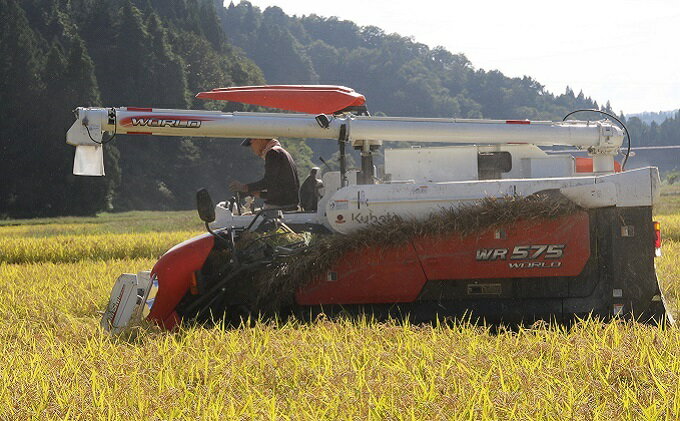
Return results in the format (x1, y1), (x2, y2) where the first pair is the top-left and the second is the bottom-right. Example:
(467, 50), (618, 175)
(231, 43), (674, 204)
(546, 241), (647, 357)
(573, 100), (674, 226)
(0, 188), (679, 419)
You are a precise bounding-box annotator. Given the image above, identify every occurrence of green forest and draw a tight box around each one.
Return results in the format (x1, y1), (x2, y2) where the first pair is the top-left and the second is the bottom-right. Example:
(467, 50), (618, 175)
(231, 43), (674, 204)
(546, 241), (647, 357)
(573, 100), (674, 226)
(1, 0), (678, 218)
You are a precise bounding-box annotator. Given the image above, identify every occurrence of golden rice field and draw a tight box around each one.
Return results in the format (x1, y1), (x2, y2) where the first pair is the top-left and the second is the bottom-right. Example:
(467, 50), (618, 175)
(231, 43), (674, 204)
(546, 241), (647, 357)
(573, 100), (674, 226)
(0, 195), (679, 419)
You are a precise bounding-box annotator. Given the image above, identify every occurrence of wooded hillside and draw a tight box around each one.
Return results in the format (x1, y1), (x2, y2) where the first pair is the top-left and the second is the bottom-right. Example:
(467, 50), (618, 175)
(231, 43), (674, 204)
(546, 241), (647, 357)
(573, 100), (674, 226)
(0, 0), (676, 218)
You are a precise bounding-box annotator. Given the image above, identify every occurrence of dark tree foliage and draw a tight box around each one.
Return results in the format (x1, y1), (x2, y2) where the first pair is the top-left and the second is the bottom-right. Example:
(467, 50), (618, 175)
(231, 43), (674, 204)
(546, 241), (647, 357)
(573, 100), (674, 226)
(2, 0), (266, 217)
(219, 2), (613, 122)
(218, 3), (316, 85)
(0, 0), (116, 217)
(1, 0), (676, 218)
(0, 0), (45, 218)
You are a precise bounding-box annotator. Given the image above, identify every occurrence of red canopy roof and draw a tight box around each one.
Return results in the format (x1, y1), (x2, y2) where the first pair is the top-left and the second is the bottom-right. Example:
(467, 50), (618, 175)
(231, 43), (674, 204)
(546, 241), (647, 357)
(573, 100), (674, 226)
(195, 85), (366, 114)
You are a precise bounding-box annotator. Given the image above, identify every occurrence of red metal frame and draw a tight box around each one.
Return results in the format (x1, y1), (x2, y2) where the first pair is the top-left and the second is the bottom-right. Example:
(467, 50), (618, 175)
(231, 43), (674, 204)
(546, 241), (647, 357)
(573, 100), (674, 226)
(296, 212), (590, 305)
(296, 243), (428, 305)
(147, 233), (214, 329)
(414, 212), (590, 279)
(146, 213), (591, 326)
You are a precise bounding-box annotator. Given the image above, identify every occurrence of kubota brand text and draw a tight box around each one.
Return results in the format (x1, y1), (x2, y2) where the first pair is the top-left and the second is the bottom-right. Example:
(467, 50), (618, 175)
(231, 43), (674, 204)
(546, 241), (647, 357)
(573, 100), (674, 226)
(349, 212), (398, 224)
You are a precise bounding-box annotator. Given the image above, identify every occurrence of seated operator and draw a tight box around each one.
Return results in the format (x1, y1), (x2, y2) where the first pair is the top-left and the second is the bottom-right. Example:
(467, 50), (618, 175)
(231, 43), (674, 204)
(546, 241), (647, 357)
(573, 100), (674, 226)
(229, 138), (300, 210)
(299, 167), (323, 212)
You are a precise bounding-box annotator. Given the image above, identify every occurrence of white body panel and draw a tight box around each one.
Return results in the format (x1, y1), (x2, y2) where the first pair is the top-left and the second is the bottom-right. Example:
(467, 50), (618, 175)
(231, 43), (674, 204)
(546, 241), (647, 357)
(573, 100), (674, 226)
(559, 182), (618, 208)
(385, 147), (479, 182)
(212, 167), (660, 234)
(384, 144), (577, 182)
(527, 155), (574, 178)
(598, 168), (661, 207)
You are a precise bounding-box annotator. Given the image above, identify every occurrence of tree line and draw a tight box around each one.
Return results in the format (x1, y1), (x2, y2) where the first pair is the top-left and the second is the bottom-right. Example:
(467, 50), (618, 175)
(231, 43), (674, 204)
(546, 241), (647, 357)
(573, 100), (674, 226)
(1, 0), (267, 218)
(0, 0), (676, 218)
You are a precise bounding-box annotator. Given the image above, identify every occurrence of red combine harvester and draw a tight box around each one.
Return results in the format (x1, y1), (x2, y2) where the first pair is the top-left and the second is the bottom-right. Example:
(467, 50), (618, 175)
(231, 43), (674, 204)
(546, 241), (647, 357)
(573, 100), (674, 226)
(65, 86), (668, 332)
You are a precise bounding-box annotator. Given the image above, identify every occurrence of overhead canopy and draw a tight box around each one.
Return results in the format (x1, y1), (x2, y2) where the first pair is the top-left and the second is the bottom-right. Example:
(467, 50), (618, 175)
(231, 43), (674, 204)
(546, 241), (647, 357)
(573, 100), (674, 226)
(195, 85), (366, 114)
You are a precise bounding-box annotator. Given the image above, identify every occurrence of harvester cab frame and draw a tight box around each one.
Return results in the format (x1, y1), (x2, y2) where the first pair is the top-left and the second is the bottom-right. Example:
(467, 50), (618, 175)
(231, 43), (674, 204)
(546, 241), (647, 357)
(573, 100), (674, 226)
(65, 85), (669, 333)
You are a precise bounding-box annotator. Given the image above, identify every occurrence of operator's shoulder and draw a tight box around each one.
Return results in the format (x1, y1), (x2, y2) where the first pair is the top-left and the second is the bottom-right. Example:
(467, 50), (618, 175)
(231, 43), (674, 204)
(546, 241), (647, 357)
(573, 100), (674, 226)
(266, 147), (291, 159)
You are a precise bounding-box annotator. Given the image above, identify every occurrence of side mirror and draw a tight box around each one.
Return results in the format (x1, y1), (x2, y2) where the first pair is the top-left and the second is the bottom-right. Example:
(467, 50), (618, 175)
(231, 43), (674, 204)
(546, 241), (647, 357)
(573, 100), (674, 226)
(196, 188), (215, 223)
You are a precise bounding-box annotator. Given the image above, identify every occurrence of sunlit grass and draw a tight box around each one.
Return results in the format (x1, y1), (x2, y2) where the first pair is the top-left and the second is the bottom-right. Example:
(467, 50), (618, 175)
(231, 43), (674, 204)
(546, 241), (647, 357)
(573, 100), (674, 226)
(656, 212), (679, 318)
(0, 210), (202, 237)
(2, 312), (680, 418)
(655, 184), (680, 216)
(0, 231), (200, 264)
(0, 199), (677, 419)
(655, 205), (680, 318)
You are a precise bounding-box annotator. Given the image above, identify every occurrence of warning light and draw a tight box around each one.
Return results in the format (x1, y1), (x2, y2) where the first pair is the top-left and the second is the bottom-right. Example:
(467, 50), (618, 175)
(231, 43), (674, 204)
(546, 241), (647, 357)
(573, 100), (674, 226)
(653, 221), (662, 257)
(190, 272), (199, 295)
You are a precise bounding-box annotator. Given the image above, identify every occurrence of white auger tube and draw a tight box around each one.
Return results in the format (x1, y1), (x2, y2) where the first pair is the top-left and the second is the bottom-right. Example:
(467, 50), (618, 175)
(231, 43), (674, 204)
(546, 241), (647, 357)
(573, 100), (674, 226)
(66, 107), (624, 176)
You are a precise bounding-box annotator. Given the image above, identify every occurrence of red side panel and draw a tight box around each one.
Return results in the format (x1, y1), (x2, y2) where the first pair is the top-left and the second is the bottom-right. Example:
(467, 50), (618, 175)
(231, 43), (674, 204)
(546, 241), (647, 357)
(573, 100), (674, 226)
(296, 213), (590, 306)
(575, 157), (622, 173)
(147, 233), (214, 329)
(295, 243), (427, 305)
(195, 85), (366, 114)
(413, 212), (590, 280)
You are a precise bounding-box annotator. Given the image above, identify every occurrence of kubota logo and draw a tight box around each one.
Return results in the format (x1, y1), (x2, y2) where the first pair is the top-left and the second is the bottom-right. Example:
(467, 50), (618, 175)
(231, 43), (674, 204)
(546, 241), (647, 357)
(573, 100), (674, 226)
(350, 212), (398, 224)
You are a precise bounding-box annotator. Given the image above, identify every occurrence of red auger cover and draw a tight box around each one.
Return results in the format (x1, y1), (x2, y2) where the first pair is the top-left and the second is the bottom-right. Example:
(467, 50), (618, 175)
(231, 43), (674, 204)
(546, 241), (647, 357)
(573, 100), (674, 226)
(195, 85), (366, 114)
